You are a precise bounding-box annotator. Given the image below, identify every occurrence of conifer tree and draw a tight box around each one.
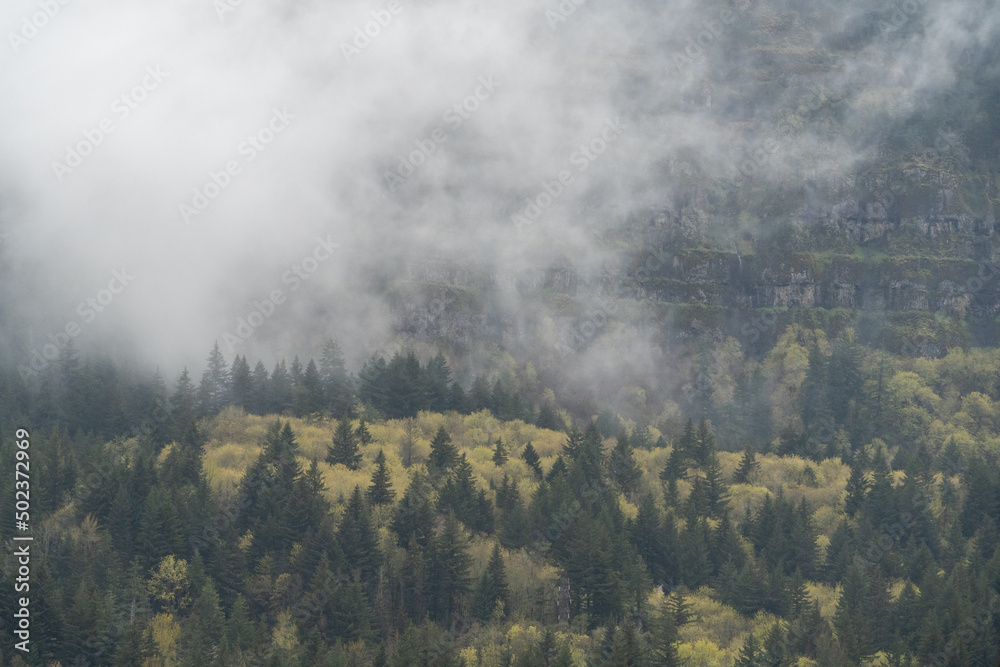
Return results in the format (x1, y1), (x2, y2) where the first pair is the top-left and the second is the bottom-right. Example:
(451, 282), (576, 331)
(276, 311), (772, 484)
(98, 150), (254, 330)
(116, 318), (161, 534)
(608, 432), (641, 495)
(327, 418), (361, 469)
(300, 359), (324, 414)
(172, 368), (197, 439)
(429, 513), (473, 624)
(492, 436), (508, 466)
(733, 448), (760, 485)
(473, 542), (510, 621)
(356, 418), (373, 446)
(338, 486), (380, 582)
(734, 632), (762, 667)
(522, 441), (543, 478)
(229, 355), (253, 409)
(429, 425), (458, 471)
(844, 461), (869, 517)
(367, 449), (395, 506)
(319, 339), (352, 416)
(197, 342), (230, 416)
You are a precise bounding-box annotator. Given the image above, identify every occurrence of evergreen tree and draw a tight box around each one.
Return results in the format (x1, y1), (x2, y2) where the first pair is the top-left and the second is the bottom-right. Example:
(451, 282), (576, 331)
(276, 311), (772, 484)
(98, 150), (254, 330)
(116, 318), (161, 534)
(356, 418), (373, 446)
(338, 485), (380, 582)
(734, 632), (762, 667)
(429, 425), (458, 471)
(197, 342), (230, 416)
(319, 339), (352, 416)
(845, 460), (869, 517)
(300, 359), (325, 414)
(429, 514), (473, 624)
(367, 449), (395, 506)
(733, 448), (761, 485)
(171, 368), (197, 439)
(492, 436), (508, 466)
(523, 441), (543, 478)
(327, 418), (361, 469)
(249, 361), (269, 414)
(229, 355), (253, 409)
(473, 542), (510, 621)
(608, 432), (642, 495)
(426, 352), (453, 412)
(268, 359), (293, 414)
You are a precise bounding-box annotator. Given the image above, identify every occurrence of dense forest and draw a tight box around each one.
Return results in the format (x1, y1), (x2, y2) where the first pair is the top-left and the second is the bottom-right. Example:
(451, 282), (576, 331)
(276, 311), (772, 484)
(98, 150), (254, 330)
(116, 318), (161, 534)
(2, 331), (1000, 665)
(2, 0), (999, 663)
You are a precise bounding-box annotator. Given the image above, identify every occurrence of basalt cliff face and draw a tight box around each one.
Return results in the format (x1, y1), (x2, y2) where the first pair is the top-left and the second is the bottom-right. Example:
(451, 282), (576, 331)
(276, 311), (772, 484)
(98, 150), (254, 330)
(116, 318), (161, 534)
(384, 172), (1000, 362)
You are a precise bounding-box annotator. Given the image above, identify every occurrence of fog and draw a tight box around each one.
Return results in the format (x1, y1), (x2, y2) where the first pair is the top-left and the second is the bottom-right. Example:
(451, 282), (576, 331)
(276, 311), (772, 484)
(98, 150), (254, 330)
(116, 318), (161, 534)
(0, 0), (995, 382)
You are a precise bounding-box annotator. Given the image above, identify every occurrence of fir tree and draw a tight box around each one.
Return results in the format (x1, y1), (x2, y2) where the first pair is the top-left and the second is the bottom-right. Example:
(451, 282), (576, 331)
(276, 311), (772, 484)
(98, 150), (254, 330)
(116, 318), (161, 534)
(732, 448), (761, 485)
(523, 441), (543, 478)
(492, 436), (508, 466)
(327, 418), (361, 470)
(429, 425), (458, 471)
(608, 432), (642, 495)
(367, 449), (395, 506)
(300, 358), (325, 414)
(338, 486), (380, 582)
(473, 542), (510, 621)
(197, 342), (230, 416)
(844, 460), (869, 517)
(229, 355), (253, 410)
(356, 418), (373, 446)
(734, 631), (763, 667)
(319, 339), (352, 417)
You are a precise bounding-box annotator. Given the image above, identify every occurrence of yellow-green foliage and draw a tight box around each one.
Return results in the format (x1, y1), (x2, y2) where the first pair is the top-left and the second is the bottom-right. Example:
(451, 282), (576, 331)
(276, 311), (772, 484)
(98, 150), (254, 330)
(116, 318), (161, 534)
(672, 588), (781, 664)
(806, 582), (840, 620)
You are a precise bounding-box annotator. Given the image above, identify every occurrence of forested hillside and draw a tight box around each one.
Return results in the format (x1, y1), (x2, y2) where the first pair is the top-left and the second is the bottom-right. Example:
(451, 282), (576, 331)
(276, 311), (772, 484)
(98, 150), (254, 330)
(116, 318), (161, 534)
(2, 335), (1000, 665)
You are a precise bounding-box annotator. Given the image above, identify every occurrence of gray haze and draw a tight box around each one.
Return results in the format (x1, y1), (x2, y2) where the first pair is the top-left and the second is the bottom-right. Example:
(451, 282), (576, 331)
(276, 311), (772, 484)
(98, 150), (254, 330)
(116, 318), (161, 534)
(0, 0), (996, 379)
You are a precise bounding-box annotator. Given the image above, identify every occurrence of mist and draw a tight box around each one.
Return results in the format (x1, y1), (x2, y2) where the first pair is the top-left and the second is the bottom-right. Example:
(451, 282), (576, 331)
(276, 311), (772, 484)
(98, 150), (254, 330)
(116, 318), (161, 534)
(0, 0), (996, 387)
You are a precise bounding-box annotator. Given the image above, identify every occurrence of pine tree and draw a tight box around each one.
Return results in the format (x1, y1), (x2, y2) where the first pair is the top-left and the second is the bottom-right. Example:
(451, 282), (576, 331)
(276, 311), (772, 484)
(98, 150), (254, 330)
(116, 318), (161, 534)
(429, 425), (458, 471)
(367, 449), (395, 506)
(734, 632), (762, 667)
(356, 418), (373, 446)
(732, 448), (760, 485)
(319, 339), (352, 417)
(197, 342), (230, 416)
(172, 368), (197, 439)
(675, 419), (697, 466)
(229, 355), (253, 409)
(429, 514), (473, 624)
(523, 442), (543, 478)
(268, 359), (293, 414)
(426, 352), (453, 412)
(609, 432), (642, 495)
(249, 361), (269, 414)
(300, 359), (325, 414)
(393, 469), (436, 548)
(492, 437), (508, 466)
(649, 598), (682, 666)
(844, 461), (869, 517)
(327, 419), (361, 470)
(473, 542), (510, 621)
(338, 486), (380, 582)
